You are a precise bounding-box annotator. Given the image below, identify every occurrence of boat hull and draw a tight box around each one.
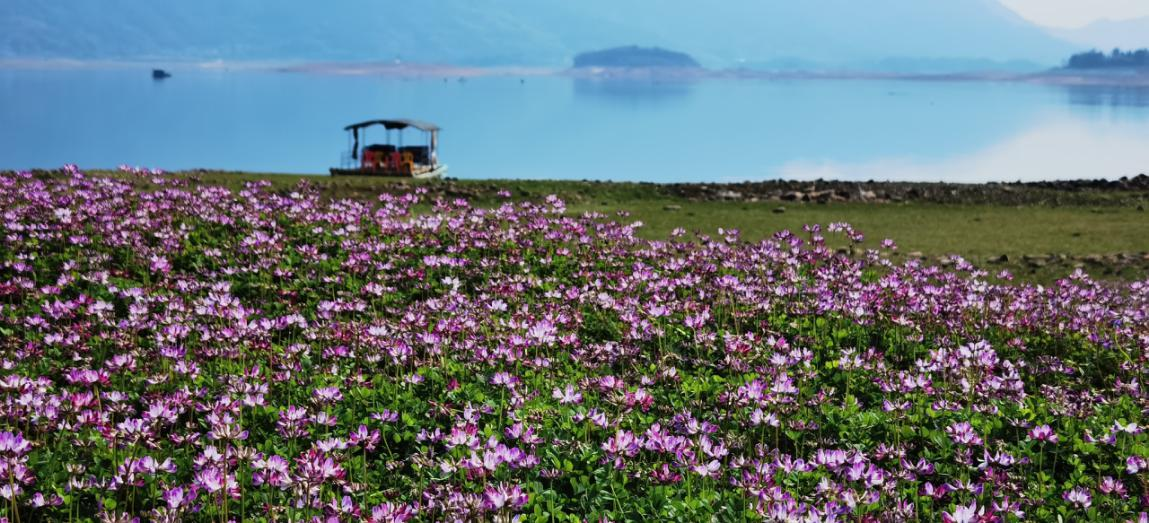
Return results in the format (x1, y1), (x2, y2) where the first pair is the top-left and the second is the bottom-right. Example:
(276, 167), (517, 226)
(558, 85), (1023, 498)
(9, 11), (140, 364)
(329, 165), (447, 179)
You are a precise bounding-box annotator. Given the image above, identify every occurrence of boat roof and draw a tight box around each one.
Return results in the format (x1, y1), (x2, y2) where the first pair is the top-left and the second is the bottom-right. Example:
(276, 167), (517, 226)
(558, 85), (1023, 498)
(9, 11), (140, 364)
(344, 119), (440, 132)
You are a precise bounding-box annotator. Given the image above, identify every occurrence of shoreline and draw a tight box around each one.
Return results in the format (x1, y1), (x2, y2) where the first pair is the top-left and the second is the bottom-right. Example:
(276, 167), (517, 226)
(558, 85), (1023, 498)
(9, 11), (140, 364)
(271, 62), (1149, 88)
(6, 58), (1149, 87)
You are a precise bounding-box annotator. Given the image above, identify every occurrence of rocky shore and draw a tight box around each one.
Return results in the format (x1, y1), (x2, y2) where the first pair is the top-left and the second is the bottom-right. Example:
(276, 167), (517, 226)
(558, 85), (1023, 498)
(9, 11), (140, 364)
(123, 168), (1149, 207)
(892, 250), (1149, 274)
(656, 174), (1149, 206)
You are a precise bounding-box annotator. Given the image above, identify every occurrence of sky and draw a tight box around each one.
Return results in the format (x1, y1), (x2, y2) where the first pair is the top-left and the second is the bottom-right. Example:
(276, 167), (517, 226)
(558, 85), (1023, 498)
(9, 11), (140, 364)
(999, 0), (1149, 28)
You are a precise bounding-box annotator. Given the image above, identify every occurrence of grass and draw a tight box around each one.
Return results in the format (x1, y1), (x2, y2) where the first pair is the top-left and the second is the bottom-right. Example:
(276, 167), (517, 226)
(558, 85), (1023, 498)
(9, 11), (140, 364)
(573, 200), (1149, 283)
(85, 169), (1149, 282)
(582, 200), (1148, 255)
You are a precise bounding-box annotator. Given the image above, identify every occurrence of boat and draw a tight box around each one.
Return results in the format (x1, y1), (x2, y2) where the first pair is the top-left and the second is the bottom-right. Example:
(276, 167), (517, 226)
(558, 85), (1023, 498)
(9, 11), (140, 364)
(330, 119), (448, 179)
(152, 69), (172, 80)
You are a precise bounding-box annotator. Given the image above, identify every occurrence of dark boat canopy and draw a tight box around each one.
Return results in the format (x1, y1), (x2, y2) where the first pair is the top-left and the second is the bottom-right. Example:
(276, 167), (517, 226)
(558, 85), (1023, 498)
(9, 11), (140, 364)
(343, 119), (440, 132)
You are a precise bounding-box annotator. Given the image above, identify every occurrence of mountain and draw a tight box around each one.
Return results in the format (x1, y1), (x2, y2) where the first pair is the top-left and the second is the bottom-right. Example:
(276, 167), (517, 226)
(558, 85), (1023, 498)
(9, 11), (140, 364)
(0, 0), (1076, 71)
(1052, 17), (1149, 55)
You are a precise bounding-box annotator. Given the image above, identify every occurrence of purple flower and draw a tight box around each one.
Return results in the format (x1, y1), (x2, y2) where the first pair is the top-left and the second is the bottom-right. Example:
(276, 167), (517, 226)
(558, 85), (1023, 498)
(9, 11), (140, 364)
(946, 421), (983, 446)
(162, 485), (197, 510)
(1028, 424), (1058, 443)
(527, 320), (557, 345)
(490, 372), (518, 388)
(483, 483), (528, 512)
(1127, 455), (1147, 474)
(312, 386), (343, 405)
(349, 425), (381, 450)
(691, 459), (722, 478)
(277, 406), (311, 438)
(369, 502), (417, 523)
(251, 455), (291, 488)
(601, 430), (642, 459)
(941, 500), (984, 523)
(294, 449), (345, 486)
(194, 467), (238, 498)
(0, 432), (31, 455)
(770, 374), (798, 395)
(1113, 421), (1141, 435)
(552, 384), (582, 405)
(1063, 486), (1092, 508)
(1099, 476), (1128, 498)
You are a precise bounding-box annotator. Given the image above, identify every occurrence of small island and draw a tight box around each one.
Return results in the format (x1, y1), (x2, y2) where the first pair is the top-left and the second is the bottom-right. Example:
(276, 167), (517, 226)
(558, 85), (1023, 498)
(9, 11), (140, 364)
(573, 45), (700, 69)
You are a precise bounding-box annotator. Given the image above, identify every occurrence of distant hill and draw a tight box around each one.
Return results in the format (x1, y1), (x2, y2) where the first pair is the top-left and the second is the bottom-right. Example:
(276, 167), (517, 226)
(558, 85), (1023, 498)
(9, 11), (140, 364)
(573, 46), (699, 69)
(0, 0), (1077, 71)
(1052, 17), (1149, 53)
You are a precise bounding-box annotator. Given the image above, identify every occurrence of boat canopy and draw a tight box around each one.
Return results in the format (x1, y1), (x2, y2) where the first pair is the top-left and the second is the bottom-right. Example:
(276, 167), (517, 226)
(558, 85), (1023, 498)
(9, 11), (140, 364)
(344, 118), (441, 162)
(343, 119), (441, 132)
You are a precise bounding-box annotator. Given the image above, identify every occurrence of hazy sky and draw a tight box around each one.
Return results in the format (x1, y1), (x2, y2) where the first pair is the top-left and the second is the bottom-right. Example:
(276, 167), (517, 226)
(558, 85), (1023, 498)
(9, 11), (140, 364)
(1000, 0), (1149, 28)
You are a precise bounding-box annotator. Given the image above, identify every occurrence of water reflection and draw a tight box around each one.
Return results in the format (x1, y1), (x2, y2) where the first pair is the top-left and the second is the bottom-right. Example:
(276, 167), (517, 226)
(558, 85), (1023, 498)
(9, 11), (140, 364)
(1066, 85), (1149, 108)
(777, 117), (1149, 183)
(572, 78), (694, 105)
(3, 68), (1149, 182)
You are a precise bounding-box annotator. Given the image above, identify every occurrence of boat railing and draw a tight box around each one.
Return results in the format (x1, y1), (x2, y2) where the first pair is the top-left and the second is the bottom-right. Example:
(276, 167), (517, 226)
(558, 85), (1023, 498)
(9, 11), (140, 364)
(340, 151), (356, 169)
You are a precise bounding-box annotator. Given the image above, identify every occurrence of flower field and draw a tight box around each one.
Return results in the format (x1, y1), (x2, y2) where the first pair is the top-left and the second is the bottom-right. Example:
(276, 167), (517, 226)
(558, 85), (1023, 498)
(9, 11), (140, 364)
(0, 166), (1146, 522)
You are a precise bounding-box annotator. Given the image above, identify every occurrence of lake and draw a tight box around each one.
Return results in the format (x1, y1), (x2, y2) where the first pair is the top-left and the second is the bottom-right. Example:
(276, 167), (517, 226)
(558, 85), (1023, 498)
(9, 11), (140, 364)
(2, 67), (1149, 182)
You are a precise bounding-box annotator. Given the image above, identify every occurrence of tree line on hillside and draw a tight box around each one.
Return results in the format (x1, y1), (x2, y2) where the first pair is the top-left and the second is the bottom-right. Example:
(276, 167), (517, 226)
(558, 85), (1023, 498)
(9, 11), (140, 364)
(1066, 48), (1149, 70)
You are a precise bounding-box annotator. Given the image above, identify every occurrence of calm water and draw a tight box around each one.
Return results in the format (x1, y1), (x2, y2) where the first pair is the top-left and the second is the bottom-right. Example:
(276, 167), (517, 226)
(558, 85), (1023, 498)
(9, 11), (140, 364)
(3, 67), (1149, 182)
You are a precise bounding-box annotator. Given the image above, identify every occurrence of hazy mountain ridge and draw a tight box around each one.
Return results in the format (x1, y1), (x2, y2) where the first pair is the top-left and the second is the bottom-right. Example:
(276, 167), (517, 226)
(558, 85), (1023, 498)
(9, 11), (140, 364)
(0, 0), (1077, 71)
(1052, 17), (1149, 55)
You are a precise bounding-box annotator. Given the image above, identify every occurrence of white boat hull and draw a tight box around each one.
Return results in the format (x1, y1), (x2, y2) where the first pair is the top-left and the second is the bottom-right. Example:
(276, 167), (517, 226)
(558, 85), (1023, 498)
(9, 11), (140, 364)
(330, 164), (448, 179)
